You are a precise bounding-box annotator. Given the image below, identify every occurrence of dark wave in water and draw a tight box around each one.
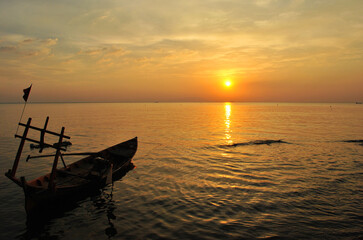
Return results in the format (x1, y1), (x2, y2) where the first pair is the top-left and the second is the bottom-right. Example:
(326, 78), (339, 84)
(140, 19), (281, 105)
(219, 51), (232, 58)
(342, 140), (363, 143)
(342, 140), (363, 146)
(220, 140), (290, 148)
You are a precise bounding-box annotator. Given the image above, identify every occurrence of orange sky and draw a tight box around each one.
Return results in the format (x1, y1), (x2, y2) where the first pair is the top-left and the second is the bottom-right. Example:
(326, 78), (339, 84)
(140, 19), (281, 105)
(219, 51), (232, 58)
(0, 0), (362, 102)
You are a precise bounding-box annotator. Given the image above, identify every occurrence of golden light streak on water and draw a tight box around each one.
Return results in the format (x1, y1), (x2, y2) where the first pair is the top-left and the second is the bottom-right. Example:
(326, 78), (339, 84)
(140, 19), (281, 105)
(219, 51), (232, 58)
(224, 103), (232, 145)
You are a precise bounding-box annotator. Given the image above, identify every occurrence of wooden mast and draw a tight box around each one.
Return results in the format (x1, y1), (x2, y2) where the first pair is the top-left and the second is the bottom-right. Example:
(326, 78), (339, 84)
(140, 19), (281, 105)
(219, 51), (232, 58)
(10, 118), (32, 177)
(49, 127), (65, 191)
(39, 116), (49, 153)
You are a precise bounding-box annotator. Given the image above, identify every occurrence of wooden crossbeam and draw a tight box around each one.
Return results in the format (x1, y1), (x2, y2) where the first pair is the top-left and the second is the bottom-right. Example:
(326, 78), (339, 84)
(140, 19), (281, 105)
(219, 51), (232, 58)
(27, 152), (97, 160)
(14, 135), (67, 151)
(18, 122), (70, 139)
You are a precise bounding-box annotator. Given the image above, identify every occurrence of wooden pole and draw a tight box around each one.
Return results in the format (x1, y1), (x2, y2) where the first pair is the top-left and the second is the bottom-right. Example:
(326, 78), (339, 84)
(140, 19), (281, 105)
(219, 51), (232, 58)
(49, 127), (65, 191)
(11, 118), (32, 177)
(15, 101), (27, 136)
(60, 154), (67, 168)
(39, 116), (49, 153)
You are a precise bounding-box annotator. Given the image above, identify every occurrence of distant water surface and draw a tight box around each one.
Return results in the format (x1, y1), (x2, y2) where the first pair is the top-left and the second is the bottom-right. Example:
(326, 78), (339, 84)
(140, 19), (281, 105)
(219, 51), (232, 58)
(0, 102), (362, 239)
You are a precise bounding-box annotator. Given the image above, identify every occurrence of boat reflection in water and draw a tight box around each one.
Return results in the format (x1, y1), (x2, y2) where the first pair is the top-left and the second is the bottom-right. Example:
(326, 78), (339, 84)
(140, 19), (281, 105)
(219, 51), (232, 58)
(94, 185), (118, 238)
(22, 163), (134, 239)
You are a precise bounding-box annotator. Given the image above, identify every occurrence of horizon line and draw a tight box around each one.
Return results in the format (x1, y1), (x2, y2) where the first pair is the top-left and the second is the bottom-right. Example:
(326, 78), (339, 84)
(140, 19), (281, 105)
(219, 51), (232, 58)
(0, 101), (361, 104)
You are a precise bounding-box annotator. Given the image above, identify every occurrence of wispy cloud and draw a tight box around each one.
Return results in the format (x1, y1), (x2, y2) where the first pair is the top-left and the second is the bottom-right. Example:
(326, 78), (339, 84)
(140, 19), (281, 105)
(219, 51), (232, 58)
(0, 0), (362, 102)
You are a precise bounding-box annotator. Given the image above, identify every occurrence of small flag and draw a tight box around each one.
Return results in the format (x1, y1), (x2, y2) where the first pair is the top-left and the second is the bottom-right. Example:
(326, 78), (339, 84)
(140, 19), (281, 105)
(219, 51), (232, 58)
(23, 84), (32, 102)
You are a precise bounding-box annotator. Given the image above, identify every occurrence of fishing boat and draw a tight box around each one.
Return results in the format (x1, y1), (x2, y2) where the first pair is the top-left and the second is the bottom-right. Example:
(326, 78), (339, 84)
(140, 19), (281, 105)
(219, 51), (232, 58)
(5, 117), (137, 214)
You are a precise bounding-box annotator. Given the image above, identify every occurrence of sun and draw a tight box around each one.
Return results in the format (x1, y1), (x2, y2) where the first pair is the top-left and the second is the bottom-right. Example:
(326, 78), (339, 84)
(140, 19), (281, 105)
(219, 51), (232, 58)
(224, 80), (232, 87)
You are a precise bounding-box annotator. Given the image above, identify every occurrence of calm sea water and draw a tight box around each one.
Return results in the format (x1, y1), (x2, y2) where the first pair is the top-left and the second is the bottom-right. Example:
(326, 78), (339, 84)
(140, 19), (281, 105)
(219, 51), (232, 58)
(0, 102), (362, 239)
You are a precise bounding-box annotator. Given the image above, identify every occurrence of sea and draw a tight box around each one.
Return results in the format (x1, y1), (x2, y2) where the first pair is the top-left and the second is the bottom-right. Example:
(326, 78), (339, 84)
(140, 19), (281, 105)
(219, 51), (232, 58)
(0, 102), (362, 239)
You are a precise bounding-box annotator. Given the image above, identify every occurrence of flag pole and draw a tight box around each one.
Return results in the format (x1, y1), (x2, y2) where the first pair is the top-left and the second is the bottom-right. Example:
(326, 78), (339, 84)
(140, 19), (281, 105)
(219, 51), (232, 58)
(15, 84), (32, 136)
(15, 101), (27, 136)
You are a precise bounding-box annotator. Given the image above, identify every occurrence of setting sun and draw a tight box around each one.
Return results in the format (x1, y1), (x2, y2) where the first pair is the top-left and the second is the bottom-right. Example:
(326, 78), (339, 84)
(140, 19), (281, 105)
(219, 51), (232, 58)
(224, 80), (232, 87)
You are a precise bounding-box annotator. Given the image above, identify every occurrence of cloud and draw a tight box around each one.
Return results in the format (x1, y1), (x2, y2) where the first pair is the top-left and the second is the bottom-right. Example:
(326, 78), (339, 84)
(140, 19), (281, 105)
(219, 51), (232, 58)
(254, 0), (275, 7)
(0, 46), (16, 52)
(21, 39), (34, 44)
(0, 37), (58, 58)
(77, 46), (127, 57)
(0, 0), (362, 102)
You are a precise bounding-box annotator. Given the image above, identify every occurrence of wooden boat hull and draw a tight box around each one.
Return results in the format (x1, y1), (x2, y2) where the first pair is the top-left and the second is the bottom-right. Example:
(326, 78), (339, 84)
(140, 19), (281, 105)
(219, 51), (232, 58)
(21, 137), (137, 214)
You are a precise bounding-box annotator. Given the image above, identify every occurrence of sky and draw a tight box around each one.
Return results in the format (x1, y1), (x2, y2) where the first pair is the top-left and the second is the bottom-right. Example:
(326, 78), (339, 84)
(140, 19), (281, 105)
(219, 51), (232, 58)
(0, 0), (362, 102)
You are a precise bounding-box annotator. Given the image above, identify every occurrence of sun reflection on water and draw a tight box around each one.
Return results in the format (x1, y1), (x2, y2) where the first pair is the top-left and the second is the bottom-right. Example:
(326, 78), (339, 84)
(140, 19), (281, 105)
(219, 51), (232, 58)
(224, 102), (233, 145)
